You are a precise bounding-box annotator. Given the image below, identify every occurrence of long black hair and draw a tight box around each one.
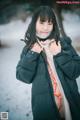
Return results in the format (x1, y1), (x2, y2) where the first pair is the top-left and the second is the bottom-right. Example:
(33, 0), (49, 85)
(23, 6), (60, 49)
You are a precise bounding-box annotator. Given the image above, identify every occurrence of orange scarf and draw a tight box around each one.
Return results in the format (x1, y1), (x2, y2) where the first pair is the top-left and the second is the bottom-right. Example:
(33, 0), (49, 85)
(47, 61), (62, 111)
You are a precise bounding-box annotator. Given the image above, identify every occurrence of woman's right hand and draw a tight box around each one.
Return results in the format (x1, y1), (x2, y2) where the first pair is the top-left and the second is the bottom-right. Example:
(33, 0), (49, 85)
(31, 42), (43, 53)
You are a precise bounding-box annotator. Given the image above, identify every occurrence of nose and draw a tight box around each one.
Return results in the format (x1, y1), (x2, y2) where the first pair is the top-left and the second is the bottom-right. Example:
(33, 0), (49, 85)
(43, 24), (48, 31)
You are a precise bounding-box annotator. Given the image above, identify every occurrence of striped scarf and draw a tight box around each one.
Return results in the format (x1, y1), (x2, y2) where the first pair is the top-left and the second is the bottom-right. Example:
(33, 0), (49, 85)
(44, 50), (72, 120)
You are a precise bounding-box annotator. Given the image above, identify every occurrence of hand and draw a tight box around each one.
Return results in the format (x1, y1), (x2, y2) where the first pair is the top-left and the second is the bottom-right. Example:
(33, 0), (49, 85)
(37, 39), (61, 56)
(49, 40), (61, 56)
(31, 42), (43, 53)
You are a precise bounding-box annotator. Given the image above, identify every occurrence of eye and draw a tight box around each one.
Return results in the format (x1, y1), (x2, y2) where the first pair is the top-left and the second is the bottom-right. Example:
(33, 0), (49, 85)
(48, 22), (53, 25)
(40, 21), (44, 24)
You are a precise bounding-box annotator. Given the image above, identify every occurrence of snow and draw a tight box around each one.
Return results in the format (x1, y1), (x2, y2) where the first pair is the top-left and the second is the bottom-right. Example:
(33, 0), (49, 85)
(62, 10), (80, 44)
(0, 16), (31, 41)
(0, 11), (80, 120)
(0, 17), (33, 120)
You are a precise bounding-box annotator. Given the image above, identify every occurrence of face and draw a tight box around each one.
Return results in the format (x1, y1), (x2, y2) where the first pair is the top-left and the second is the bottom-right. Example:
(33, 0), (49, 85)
(36, 17), (53, 39)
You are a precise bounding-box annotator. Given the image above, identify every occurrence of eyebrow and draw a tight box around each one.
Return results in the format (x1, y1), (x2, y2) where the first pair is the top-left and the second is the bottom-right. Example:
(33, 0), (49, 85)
(39, 19), (53, 23)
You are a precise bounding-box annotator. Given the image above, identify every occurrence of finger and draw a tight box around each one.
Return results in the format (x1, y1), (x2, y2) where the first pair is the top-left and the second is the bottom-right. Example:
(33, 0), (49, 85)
(49, 39), (55, 45)
(52, 38), (55, 41)
(37, 40), (44, 48)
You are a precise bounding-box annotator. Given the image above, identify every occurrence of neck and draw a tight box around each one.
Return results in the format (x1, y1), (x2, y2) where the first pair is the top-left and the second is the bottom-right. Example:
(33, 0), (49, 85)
(36, 32), (51, 41)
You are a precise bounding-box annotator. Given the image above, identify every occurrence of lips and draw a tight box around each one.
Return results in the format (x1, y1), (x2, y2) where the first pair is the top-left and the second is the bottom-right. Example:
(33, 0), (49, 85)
(40, 32), (49, 34)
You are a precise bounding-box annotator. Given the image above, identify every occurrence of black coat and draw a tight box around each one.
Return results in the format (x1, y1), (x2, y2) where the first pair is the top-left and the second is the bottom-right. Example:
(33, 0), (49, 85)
(16, 37), (80, 120)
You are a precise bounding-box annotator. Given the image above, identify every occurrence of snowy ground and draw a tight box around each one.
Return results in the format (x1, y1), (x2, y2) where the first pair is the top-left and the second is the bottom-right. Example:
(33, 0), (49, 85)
(0, 17), (33, 120)
(0, 11), (80, 120)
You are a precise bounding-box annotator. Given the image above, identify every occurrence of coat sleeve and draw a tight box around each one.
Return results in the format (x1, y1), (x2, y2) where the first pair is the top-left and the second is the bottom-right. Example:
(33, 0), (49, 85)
(16, 46), (39, 84)
(54, 37), (80, 80)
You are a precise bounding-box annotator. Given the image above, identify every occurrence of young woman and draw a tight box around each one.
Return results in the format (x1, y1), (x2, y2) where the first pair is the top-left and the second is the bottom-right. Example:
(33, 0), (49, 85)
(16, 6), (80, 120)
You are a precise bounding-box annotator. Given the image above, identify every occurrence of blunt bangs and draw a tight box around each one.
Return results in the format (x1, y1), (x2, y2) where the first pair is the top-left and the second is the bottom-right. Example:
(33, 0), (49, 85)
(38, 7), (55, 24)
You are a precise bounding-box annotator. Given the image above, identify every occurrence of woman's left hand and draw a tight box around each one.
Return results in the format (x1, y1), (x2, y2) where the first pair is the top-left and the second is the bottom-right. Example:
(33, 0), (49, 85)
(49, 40), (61, 56)
(38, 39), (61, 56)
